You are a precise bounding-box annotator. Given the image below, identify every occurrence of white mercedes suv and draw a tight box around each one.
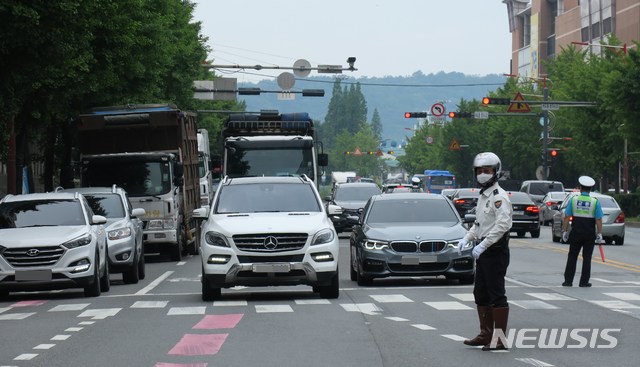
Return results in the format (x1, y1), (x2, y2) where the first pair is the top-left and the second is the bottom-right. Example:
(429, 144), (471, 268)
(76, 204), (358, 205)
(193, 175), (341, 301)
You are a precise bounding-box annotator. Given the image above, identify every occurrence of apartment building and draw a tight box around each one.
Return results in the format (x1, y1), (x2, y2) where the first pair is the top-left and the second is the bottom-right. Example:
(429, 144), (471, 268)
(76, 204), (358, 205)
(504, 0), (640, 78)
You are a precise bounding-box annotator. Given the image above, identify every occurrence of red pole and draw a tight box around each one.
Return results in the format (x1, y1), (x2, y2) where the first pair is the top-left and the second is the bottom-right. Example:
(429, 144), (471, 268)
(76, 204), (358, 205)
(7, 116), (17, 194)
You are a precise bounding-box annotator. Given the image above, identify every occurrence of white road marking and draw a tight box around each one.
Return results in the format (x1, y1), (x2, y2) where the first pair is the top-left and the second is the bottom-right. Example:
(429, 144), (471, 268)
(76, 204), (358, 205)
(340, 303), (382, 315)
(370, 294), (413, 303)
(135, 270), (174, 295)
(294, 299), (331, 305)
(442, 334), (466, 341)
(64, 327), (83, 332)
(50, 335), (70, 341)
(167, 306), (206, 315)
(255, 305), (294, 313)
(449, 293), (475, 302)
(131, 300), (169, 308)
(48, 304), (90, 312)
(78, 308), (121, 320)
(33, 344), (55, 350)
(526, 293), (576, 301)
(213, 300), (248, 307)
(603, 292), (640, 301)
(424, 301), (473, 310)
(0, 313), (34, 320)
(509, 300), (559, 309)
(515, 358), (555, 366)
(78, 321), (95, 325)
(0, 307), (10, 314)
(589, 300), (640, 309)
(385, 316), (409, 322)
(13, 354), (37, 361)
(412, 324), (436, 330)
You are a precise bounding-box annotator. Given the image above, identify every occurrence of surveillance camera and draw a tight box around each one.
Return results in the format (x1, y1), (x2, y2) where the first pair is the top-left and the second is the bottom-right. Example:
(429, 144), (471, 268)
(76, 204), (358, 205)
(347, 57), (356, 64)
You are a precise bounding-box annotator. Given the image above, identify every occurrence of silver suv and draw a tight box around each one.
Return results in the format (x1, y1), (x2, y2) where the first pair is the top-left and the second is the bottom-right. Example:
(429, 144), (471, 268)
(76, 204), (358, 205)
(0, 192), (110, 298)
(58, 186), (146, 284)
(520, 180), (565, 204)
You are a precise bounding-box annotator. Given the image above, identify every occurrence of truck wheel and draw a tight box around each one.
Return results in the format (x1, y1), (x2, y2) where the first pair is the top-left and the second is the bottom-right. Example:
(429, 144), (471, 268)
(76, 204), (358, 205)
(319, 271), (340, 299)
(356, 265), (373, 286)
(84, 254), (101, 297)
(123, 251), (140, 284)
(171, 227), (183, 261)
(459, 275), (475, 285)
(0, 290), (9, 300)
(530, 229), (540, 238)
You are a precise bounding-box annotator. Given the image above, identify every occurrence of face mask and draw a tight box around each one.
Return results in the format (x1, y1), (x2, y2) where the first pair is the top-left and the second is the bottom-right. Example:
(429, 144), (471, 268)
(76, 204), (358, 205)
(477, 173), (493, 184)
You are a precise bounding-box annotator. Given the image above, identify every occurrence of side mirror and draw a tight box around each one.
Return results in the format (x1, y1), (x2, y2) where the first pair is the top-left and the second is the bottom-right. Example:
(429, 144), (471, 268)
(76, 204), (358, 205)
(131, 208), (145, 218)
(346, 215), (360, 226)
(173, 176), (184, 187)
(327, 204), (342, 216)
(463, 214), (476, 224)
(318, 153), (328, 167)
(173, 162), (184, 177)
(324, 195), (332, 202)
(92, 215), (107, 225)
(193, 207), (209, 219)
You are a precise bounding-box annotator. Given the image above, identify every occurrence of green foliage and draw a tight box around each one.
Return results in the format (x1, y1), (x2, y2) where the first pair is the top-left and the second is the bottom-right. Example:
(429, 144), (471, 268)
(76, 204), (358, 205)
(611, 193), (640, 218)
(329, 125), (380, 177)
(319, 79), (368, 148)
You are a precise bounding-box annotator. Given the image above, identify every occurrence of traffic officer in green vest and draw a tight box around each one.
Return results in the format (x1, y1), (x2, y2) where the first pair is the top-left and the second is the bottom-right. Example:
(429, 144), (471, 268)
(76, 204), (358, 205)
(562, 175), (603, 287)
(457, 152), (512, 350)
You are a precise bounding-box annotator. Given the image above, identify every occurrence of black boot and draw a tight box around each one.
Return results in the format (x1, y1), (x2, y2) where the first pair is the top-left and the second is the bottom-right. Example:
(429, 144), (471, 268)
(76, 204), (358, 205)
(464, 305), (493, 346)
(482, 306), (509, 351)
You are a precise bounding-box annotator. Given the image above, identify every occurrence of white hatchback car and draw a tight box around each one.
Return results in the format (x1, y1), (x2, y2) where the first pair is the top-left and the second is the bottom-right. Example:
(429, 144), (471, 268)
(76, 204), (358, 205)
(193, 175), (341, 301)
(0, 192), (110, 298)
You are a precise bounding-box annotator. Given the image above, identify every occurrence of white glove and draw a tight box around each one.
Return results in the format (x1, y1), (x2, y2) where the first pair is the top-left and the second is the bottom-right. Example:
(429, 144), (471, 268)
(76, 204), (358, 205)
(596, 233), (603, 243)
(562, 231), (569, 243)
(457, 238), (469, 256)
(472, 243), (487, 260)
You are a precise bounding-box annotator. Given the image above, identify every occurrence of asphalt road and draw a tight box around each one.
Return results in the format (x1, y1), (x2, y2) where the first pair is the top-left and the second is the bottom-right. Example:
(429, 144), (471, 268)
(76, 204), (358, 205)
(1, 225), (639, 367)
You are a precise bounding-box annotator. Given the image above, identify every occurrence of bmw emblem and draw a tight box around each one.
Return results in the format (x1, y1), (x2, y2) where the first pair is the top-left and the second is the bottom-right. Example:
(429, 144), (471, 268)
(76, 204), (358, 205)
(26, 249), (40, 257)
(263, 236), (278, 250)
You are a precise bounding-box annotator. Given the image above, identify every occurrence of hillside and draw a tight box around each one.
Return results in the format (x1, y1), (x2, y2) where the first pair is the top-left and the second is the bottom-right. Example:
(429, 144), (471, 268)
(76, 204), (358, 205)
(238, 71), (507, 143)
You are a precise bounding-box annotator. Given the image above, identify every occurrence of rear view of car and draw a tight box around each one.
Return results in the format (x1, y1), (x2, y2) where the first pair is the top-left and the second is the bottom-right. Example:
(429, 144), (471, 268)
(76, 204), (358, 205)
(539, 191), (569, 225)
(508, 191), (541, 238)
(325, 182), (381, 232)
(0, 193), (110, 299)
(451, 188), (480, 217)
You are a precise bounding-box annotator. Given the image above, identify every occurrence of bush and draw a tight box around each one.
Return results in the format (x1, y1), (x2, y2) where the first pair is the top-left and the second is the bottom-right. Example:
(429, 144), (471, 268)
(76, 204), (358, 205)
(611, 192), (640, 217)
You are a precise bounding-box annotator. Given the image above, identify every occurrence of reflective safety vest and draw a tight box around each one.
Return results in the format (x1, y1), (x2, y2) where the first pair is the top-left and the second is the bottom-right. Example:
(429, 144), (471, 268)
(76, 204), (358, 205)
(570, 194), (597, 240)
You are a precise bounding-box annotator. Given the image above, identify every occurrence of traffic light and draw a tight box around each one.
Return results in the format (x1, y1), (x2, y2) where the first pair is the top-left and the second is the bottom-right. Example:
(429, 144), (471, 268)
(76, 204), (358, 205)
(388, 150), (394, 155)
(344, 151), (351, 155)
(405, 112), (427, 118)
(550, 149), (558, 158)
(448, 111), (472, 118)
(482, 97), (511, 105)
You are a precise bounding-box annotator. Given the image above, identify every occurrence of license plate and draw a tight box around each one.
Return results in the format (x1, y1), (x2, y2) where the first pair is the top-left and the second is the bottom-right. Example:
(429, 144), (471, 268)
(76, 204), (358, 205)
(513, 210), (524, 215)
(420, 255), (437, 263)
(401, 256), (420, 265)
(252, 263), (291, 273)
(15, 269), (52, 282)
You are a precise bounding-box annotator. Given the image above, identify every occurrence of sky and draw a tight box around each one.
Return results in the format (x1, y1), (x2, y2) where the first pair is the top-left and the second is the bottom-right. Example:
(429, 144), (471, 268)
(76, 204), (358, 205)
(192, 0), (514, 84)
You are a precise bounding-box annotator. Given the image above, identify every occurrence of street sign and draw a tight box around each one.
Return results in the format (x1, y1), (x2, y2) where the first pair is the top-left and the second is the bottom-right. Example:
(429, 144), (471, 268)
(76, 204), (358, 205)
(425, 136), (434, 144)
(431, 103), (445, 117)
(449, 138), (460, 151)
(277, 92), (295, 100)
(353, 147), (363, 156)
(541, 103), (560, 110)
(376, 149), (383, 156)
(474, 111), (489, 119)
(317, 64), (343, 73)
(292, 59), (311, 77)
(507, 92), (531, 113)
(277, 72), (295, 90)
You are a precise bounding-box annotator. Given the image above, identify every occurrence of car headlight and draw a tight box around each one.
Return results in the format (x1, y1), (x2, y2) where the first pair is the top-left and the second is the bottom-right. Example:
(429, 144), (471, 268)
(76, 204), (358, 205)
(311, 228), (335, 246)
(204, 231), (229, 247)
(108, 227), (132, 240)
(363, 239), (389, 250)
(63, 234), (93, 249)
(147, 219), (175, 230)
(448, 239), (473, 251)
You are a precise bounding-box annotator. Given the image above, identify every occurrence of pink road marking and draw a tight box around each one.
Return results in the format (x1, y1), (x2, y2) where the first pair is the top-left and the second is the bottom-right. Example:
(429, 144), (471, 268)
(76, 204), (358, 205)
(193, 314), (244, 329)
(168, 334), (228, 356)
(12, 300), (47, 307)
(155, 363), (208, 367)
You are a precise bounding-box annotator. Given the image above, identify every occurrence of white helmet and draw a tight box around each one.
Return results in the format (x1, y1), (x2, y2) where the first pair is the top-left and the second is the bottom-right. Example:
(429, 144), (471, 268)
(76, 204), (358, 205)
(411, 176), (421, 186)
(578, 175), (595, 187)
(473, 152), (502, 176)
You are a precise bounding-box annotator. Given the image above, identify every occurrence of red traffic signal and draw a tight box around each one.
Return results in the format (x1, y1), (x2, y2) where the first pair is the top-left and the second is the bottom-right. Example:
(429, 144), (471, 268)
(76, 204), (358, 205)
(448, 111), (472, 118)
(405, 112), (427, 118)
(550, 149), (558, 157)
(482, 97), (510, 105)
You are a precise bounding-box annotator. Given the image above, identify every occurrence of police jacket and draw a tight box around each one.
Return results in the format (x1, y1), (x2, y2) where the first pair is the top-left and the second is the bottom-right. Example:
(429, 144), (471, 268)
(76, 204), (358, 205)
(564, 192), (603, 241)
(463, 182), (513, 248)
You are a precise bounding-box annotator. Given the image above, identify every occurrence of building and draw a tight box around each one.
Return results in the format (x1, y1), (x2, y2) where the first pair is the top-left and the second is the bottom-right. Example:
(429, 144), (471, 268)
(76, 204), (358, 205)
(504, 0), (640, 78)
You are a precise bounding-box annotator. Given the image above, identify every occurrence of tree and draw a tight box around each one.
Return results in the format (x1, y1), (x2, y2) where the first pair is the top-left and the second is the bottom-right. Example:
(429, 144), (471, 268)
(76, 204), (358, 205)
(370, 108), (383, 141)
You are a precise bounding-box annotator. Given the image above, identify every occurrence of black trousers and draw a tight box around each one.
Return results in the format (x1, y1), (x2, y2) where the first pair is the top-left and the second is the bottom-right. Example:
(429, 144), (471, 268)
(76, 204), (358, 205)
(564, 237), (595, 285)
(474, 245), (510, 308)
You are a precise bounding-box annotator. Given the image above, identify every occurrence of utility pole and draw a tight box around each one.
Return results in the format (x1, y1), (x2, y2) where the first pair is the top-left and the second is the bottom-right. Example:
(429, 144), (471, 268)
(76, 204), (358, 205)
(542, 84), (549, 180)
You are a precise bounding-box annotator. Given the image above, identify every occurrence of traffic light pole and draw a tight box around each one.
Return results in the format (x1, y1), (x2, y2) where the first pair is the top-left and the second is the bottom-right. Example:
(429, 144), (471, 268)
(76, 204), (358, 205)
(542, 86), (549, 180)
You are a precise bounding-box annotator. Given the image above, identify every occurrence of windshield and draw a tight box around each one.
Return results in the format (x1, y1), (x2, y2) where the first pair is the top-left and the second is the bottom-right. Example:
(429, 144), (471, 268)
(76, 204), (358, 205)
(198, 152), (207, 178)
(529, 182), (564, 196)
(367, 199), (458, 224)
(226, 145), (315, 180)
(335, 186), (381, 201)
(0, 199), (85, 228)
(82, 159), (171, 197)
(84, 194), (126, 218)
(215, 183), (321, 214)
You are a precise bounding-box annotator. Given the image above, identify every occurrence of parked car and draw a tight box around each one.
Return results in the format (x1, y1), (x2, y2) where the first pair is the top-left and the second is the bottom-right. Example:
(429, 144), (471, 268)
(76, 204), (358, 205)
(0, 192), (110, 299)
(508, 191), (541, 238)
(193, 175), (341, 301)
(520, 180), (565, 204)
(58, 186), (146, 284)
(451, 188), (480, 217)
(551, 192), (625, 245)
(325, 182), (382, 232)
(347, 193), (475, 286)
(381, 183), (415, 193)
(539, 191), (570, 226)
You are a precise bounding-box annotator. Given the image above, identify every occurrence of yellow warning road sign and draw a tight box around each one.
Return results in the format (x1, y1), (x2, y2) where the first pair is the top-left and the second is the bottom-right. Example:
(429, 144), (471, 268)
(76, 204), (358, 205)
(449, 138), (460, 151)
(508, 92), (531, 113)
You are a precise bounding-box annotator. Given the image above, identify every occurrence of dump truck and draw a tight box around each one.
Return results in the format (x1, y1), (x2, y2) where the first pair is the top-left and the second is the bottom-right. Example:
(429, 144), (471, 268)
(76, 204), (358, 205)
(76, 104), (200, 261)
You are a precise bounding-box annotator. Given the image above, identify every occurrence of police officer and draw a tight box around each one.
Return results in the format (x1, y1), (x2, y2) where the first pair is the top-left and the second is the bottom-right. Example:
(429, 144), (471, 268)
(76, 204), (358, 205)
(562, 175), (603, 287)
(457, 152), (512, 351)
(410, 176), (423, 192)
